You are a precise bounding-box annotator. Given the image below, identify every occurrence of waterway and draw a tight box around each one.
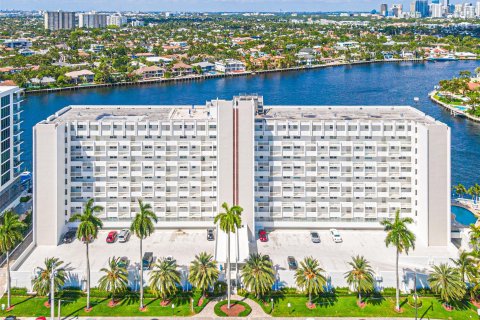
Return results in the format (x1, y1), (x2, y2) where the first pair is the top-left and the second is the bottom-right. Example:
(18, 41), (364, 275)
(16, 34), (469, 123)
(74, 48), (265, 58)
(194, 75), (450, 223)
(22, 60), (480, 186)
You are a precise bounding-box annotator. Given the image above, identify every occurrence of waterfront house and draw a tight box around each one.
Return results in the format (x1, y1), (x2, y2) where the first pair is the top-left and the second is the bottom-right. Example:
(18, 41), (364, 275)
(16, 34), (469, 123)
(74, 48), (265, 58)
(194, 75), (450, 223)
(214, 59), (246, 73)
(65, 70), (95, 84)
(171, 62), (194, 76)
(192, 61), (215, 73)
(133, 66), (165, 79)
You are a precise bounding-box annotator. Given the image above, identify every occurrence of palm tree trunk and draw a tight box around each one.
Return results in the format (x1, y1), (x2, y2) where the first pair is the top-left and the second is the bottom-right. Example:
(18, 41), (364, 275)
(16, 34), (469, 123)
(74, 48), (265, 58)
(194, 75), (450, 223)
(227, 232), (231, 309)
(395, 248), (400, 311)
(359, 290), (362, 304)
(140, 238), (144, 310)
(309, 292), (312, 305)
(6, 250), (10, 309)
(86, 242), (91, 310)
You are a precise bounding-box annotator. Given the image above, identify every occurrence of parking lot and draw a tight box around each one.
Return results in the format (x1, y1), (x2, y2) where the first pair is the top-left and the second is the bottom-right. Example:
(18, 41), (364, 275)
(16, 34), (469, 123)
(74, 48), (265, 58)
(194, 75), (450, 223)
(256, 229), (458, 272)
(16, 229), (215, 273)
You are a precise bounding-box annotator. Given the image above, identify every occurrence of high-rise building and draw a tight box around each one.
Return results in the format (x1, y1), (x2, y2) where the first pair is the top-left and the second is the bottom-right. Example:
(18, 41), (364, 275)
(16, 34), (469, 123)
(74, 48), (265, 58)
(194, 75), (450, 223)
(78, 12), (107, 29)
(44, 11), (75, 31)
(392, 4), (403, 17)
(107, 13), (128, 27)
(0, 86), (25, 212)
(431, 3), (444, 17)
(431, 0), (440, 4)
(34, 96), (451, 248)
(380, 3), (388, 16)
(464, 3), (476, 18)
(476, 1), (480, 16)
(415, 0), (430, 17)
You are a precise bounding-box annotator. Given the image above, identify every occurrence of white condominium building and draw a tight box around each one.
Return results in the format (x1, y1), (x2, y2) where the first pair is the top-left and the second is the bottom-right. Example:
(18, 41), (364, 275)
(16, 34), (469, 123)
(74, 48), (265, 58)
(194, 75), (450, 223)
(78, 12), (107, 29)
(44, 11), (75, 31)
(34, 96), (450, 248)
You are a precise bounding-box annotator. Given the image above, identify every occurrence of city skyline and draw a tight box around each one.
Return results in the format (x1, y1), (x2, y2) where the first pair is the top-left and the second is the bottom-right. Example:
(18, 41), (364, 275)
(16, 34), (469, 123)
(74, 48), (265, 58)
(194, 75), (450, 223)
(0, 0), (467, 12)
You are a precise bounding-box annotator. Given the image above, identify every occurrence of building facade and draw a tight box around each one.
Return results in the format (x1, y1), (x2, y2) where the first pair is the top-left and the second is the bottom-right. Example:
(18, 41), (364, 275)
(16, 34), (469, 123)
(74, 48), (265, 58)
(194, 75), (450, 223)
(78, 12), (107, 29)
(34, 96), (451, 248)
(107, 14), (127, 27)
(44, 11), (75, 31)
(0, 86), (25, 213)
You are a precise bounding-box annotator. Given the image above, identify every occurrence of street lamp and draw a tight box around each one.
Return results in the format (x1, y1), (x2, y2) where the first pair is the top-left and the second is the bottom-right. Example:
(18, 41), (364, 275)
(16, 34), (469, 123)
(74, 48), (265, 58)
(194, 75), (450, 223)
(271, 298), (274, 311)
(172, 303), (175, 316)
(287, 302), (291, 314)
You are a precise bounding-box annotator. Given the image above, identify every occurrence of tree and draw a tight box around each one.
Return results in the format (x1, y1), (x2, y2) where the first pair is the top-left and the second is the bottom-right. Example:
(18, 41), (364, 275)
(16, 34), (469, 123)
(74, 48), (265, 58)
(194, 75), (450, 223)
(69, 199), (103, 311)
(450, 250), (475, 285)
(469, 224), (480, 250)
(428, 263), (466, 307)
(130, 198), (158, 310)
(241, 253), (275, 299)
(344, 255), (375, 305)
(188, 252), (219, 297)
(294, 257), (326, 306)
(453, 183), (467, 199)
(98, 257), (129, 305)
(214, 202), (242, 309)
(32, 257), (66, 297)
(149, 258), (181, 302)
(380, 210), (416, 311)
(0, 210), (26, 309)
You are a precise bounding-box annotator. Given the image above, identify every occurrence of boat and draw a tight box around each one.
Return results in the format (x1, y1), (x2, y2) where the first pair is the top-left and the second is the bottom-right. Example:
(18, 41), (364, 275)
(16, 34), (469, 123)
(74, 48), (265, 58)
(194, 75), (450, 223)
(426, 54), (458, 61)
(414, 97), (420, 102)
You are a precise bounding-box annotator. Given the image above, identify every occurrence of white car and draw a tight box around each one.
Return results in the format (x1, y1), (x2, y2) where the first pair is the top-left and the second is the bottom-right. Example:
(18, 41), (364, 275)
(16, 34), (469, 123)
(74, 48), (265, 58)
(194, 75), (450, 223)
(118, 229), (131, 243)
(330, 229), (343, 243)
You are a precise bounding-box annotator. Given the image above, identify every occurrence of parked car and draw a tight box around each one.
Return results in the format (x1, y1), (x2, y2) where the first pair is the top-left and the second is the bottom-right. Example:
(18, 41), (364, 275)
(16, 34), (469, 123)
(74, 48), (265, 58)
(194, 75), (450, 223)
(118, 229), (131, 243)
(5, 316), (17, 320)
(118, 256), (129, 268)
(287, 256), (298, 270)
(207, 228), (215, 241)
(142, 252), (153, 270)
(62, 230), (76, 243)
(166, 255), (176, 262)
(330, 229), (343, 243)
(258, 229), (268, 242)
(310, 231), (320, 243)
(36, 317), (47, 320)
(106, 231), (118, 243)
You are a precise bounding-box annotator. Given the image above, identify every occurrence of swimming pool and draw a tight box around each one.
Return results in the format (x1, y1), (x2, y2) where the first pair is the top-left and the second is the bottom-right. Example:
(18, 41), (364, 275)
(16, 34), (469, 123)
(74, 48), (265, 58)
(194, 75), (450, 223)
(452, 205), (478, 227)
(454, 105), (469, 112)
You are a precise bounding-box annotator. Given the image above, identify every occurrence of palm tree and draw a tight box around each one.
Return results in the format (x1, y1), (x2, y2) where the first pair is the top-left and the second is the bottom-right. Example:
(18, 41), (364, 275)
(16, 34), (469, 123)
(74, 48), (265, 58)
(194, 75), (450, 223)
(344, 255), (375, 305)
(149, 257), (181, 302)
(188, 252), (220, 297)
(241, 253), (275, 299)
(428, 263), (466, 307)
(380, 210), (416, 311)
(294, 256), (326, 307)
(130, 199), (158, 310)
(450, 250), (475, 284)
(0, 210), (26, 309)
(214, 202), (242, 309)
(469, 224), (480, 250)
(453, 183), (467, 199)
(70, 198), (103, 310)
(32, 257), (66, 297)
(471, 183), (480, 204)
(98, 257), (129, 305)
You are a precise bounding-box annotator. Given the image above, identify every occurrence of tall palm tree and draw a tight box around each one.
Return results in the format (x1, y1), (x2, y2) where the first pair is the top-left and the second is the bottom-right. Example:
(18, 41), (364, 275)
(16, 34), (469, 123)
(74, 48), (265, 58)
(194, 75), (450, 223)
(471, 183), (480, 204)
(469, 224), (480, 250)
(428, 263), (466, 307)
(344, 255), (375, 304)
(294, 256), (326, 306)
(149, 257), (181, 302)
(214, 202), (242, 309)
(241, 253), (275, 299)
(380, 210), (416, 311)
(0, 210), (26, 309)
(188, 252), (220, 297)
(98, 257), (129, 305)
(70, 198), (103, 310)
(130, 199), (158, 310)
(450, 250), (475, 284)
(32, 257), (66, 297)
(453, 183), (467, 199)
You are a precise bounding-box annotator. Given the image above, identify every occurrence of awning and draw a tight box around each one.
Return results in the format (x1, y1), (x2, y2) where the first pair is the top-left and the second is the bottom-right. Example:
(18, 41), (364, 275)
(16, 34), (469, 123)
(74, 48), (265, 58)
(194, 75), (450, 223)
(215, 226), (250, 264)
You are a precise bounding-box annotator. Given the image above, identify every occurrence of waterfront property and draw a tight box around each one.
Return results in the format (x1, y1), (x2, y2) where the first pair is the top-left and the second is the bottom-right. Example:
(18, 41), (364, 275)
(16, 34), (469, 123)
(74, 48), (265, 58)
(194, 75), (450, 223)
(33, 95), (451, 249)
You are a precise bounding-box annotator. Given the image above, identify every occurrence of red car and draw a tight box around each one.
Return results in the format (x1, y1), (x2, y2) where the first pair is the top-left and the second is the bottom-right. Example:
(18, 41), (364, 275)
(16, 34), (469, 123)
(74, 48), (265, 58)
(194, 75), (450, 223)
(258, 229), (268, 242)
(106, 231), (118, 243)
(36, 317), (47, 320)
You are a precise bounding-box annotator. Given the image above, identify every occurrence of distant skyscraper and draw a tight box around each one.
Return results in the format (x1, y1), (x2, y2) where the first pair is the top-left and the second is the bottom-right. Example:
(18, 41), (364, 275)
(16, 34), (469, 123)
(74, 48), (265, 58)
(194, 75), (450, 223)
(78, 12), (107, 29)
(380, 3), (388, 16)
(392, 4), (403, 17)
(107, 13), (128, 27)
(464, 3), (475, 18)
(476, 1), (480, 17)
(415, 0), (429, 17)
(431, 3), (443, 17)
(44, 11), (75, 31)
(431, 0), (440, 4)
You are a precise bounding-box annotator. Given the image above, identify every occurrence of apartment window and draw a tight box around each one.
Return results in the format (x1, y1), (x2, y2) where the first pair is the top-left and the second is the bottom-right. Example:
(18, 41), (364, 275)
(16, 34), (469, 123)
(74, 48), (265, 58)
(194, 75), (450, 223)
(1, 96), (10, 107)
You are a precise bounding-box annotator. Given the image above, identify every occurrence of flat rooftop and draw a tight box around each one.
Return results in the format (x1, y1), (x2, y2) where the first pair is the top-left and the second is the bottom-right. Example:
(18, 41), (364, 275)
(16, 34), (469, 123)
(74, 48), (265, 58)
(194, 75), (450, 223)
(0, 86), (18, 94)
(262, 105), (439, 124)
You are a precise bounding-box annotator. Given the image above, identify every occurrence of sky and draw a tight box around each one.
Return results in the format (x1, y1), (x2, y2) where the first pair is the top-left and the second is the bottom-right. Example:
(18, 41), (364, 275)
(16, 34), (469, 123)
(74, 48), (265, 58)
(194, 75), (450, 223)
(0, 0), (460, 13)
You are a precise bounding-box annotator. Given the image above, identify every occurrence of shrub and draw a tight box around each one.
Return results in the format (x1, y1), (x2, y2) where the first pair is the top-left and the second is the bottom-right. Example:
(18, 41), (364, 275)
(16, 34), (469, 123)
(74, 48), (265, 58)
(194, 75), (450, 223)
(408, 295), (423, 308)
(214, 300), (252, 317)
(213, 281), (227, 296)
(20, 196), (31, 203)
(237, 288), (248, 297)
(10, 287), (28, 296)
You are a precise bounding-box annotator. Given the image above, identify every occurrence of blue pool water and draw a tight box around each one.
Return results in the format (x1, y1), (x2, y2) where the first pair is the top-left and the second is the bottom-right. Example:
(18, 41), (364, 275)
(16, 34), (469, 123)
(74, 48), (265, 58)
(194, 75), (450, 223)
(452, 205), (478, 226)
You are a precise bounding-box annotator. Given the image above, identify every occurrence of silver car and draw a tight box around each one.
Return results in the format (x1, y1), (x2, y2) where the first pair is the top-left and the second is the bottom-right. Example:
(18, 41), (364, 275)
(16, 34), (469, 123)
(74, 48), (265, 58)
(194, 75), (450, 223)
(118, 229), (131, 243)
(310, 231), (320, 243)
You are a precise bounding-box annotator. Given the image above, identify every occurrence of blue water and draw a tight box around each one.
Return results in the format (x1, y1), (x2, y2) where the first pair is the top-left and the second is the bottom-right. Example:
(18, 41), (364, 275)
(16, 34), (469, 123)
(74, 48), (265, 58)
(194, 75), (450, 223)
(452, 205), (478, 226)
(21, 60), (480, 186)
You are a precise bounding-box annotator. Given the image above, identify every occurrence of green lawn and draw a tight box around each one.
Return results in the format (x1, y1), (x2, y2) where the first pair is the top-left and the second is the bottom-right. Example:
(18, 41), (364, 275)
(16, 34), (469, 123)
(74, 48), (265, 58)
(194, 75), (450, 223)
(266, 295), (477, 319)
(0, 294), (204, 317)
